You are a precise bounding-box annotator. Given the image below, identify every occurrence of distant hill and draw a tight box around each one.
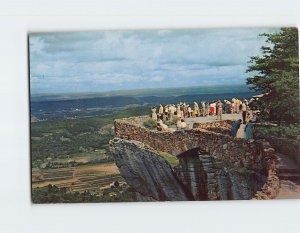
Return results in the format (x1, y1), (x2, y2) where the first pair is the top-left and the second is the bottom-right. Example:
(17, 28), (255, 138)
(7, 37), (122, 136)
(30, 85), (259, 121)
(31, 84), (253, 102)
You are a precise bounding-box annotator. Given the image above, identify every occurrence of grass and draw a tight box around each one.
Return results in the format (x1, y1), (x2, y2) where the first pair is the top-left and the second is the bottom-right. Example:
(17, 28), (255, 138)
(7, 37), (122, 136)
(158, 151), (179, 167)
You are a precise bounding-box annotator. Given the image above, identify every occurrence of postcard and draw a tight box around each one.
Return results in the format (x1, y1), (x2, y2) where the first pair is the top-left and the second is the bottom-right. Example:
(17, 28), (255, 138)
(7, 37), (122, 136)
(29, 28), (299, 203)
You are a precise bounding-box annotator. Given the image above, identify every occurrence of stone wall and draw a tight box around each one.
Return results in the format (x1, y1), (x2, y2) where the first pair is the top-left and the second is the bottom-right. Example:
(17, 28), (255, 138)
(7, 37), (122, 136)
(193, 120), (233, 130)
(114, 117), (272, 171)
(112, 116), (279, 200)
(252, 146), (280, 200)
(193, 120), (233, 136)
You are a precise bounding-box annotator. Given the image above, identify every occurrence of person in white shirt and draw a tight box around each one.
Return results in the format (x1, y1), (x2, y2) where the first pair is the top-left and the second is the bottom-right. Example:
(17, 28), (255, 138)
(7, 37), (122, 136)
(176, 105), (181, 119)
(151, 107), (157, 121)
(180, 119), (187, 129)
(177, 119), (187, 129)
(169, 104), (175, 121)
(188, 106), (192, 117)
(158, 104), (164, 118)
(201, 102), (206, 116)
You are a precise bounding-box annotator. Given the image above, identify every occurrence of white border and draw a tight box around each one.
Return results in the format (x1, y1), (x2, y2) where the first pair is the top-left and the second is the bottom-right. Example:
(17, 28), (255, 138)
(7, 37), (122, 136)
(0, 1), (299, 233)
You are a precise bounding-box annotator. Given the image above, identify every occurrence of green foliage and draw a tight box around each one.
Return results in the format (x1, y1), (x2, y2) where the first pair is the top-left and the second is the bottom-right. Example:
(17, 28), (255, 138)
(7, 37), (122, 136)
(31, 106), (149, 164)
(246, 28), (299, 124)
(32, 184), (137, 203)
(143, 119), (157, 129)
(255, 124), (300, 140)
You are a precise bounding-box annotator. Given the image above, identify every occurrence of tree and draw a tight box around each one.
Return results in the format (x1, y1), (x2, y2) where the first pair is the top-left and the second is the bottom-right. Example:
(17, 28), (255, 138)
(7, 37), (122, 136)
(246, 28), (299, 125)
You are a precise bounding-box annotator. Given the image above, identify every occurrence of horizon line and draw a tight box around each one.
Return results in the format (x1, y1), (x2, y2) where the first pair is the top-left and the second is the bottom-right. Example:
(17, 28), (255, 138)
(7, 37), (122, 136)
(31, 83), (252, 96)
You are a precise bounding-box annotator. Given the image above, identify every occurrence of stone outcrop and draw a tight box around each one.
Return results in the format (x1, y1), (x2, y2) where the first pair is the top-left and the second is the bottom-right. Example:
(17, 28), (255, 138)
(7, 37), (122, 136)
(110, 116), (279, 201)
(218, 168), (267, 200)
(175, 149), (267, 200)
(175, 150), (221, 200)
(109, 138), (189, 201)
(252, 159), (280, 200)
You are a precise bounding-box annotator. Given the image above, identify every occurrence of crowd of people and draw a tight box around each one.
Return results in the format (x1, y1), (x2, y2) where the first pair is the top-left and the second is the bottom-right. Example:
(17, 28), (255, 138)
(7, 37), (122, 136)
(150, 97), (254, 140)
(151, 98), (252, 121)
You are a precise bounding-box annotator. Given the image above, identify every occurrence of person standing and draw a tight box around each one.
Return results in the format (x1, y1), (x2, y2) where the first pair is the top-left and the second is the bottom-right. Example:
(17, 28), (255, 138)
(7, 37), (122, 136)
(206, 102), (209, 116)
(245, 120), (254, 140)
(232, 98), (236, 113)
(158, 104), (164, 118)
(176, 104), (181, 119)
(183, 103), (188, 118)
(231, 119), (242, 138)
(201, 101), (206, 116)
(164, 105), (169, 121)
(242, 101), (247, 124)
(193, 102), (199, 117)
(209, 102), (214, 115)
(169, 104), (175, 121)
(216, 100), (223, 120)
(151, 107), (157, 121)
(231, 101), (235, 114)
(236, 99), (240, 113)
(188, 105), (192, 117)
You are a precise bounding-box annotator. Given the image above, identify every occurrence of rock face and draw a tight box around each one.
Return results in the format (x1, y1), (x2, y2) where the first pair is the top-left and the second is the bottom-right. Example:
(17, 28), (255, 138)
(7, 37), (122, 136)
(109, 138), (189, 201)
(110, 138), (270, 201)
(217, 169), (267, 200)
(175, 150), (220, 200)
(176, 149), (267, 201)
(109, 117), (279, 201)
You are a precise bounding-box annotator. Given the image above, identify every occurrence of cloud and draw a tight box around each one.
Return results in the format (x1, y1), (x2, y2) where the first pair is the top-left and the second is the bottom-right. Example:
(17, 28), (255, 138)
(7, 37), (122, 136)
(29, 28), (280, 93)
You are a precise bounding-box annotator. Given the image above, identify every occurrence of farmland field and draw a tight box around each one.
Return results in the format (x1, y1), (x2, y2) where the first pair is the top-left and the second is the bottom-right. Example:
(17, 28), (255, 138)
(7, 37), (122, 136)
(31, 105), (150, 202)
(32, 163), (123, 193)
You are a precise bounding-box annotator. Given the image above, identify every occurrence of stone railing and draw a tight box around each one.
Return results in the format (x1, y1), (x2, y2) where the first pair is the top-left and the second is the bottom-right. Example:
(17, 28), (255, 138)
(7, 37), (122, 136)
(113, 116), (280, 200)
(252, 145), (280, 200)
(114, 117), (275, 171)
(193, 120), (233, 130)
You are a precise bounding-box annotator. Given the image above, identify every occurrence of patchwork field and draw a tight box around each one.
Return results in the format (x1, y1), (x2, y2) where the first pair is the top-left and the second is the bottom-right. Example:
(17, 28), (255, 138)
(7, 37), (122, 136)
(32, 162), (124, 193)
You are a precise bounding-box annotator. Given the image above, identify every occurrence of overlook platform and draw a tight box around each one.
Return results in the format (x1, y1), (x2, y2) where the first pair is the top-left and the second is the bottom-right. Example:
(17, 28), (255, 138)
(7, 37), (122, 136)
(110, 114), (281, 201)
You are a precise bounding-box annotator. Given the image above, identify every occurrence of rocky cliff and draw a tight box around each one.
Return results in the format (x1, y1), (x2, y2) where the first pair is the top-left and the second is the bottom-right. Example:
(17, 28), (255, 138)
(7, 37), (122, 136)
(109, 117), (278, 201)
(110, 138), (270, 201)
(176, 149), (267, 200)
(109, 138), (189, 201)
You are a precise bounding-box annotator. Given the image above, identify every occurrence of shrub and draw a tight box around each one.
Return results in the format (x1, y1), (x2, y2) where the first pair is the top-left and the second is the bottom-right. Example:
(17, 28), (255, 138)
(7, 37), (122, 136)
(256, 124), (300, 140)
(143, 119), (157, 129)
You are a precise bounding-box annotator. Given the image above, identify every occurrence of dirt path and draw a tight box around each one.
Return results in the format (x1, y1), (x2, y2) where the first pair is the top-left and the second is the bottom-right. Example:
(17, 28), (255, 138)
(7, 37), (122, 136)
(275, 153), (300, 199)
(276, 180), (300, 199)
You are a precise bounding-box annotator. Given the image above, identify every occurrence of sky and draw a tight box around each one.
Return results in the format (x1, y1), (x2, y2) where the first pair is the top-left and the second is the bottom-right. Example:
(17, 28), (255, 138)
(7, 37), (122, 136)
(29, 28), (279, 94)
